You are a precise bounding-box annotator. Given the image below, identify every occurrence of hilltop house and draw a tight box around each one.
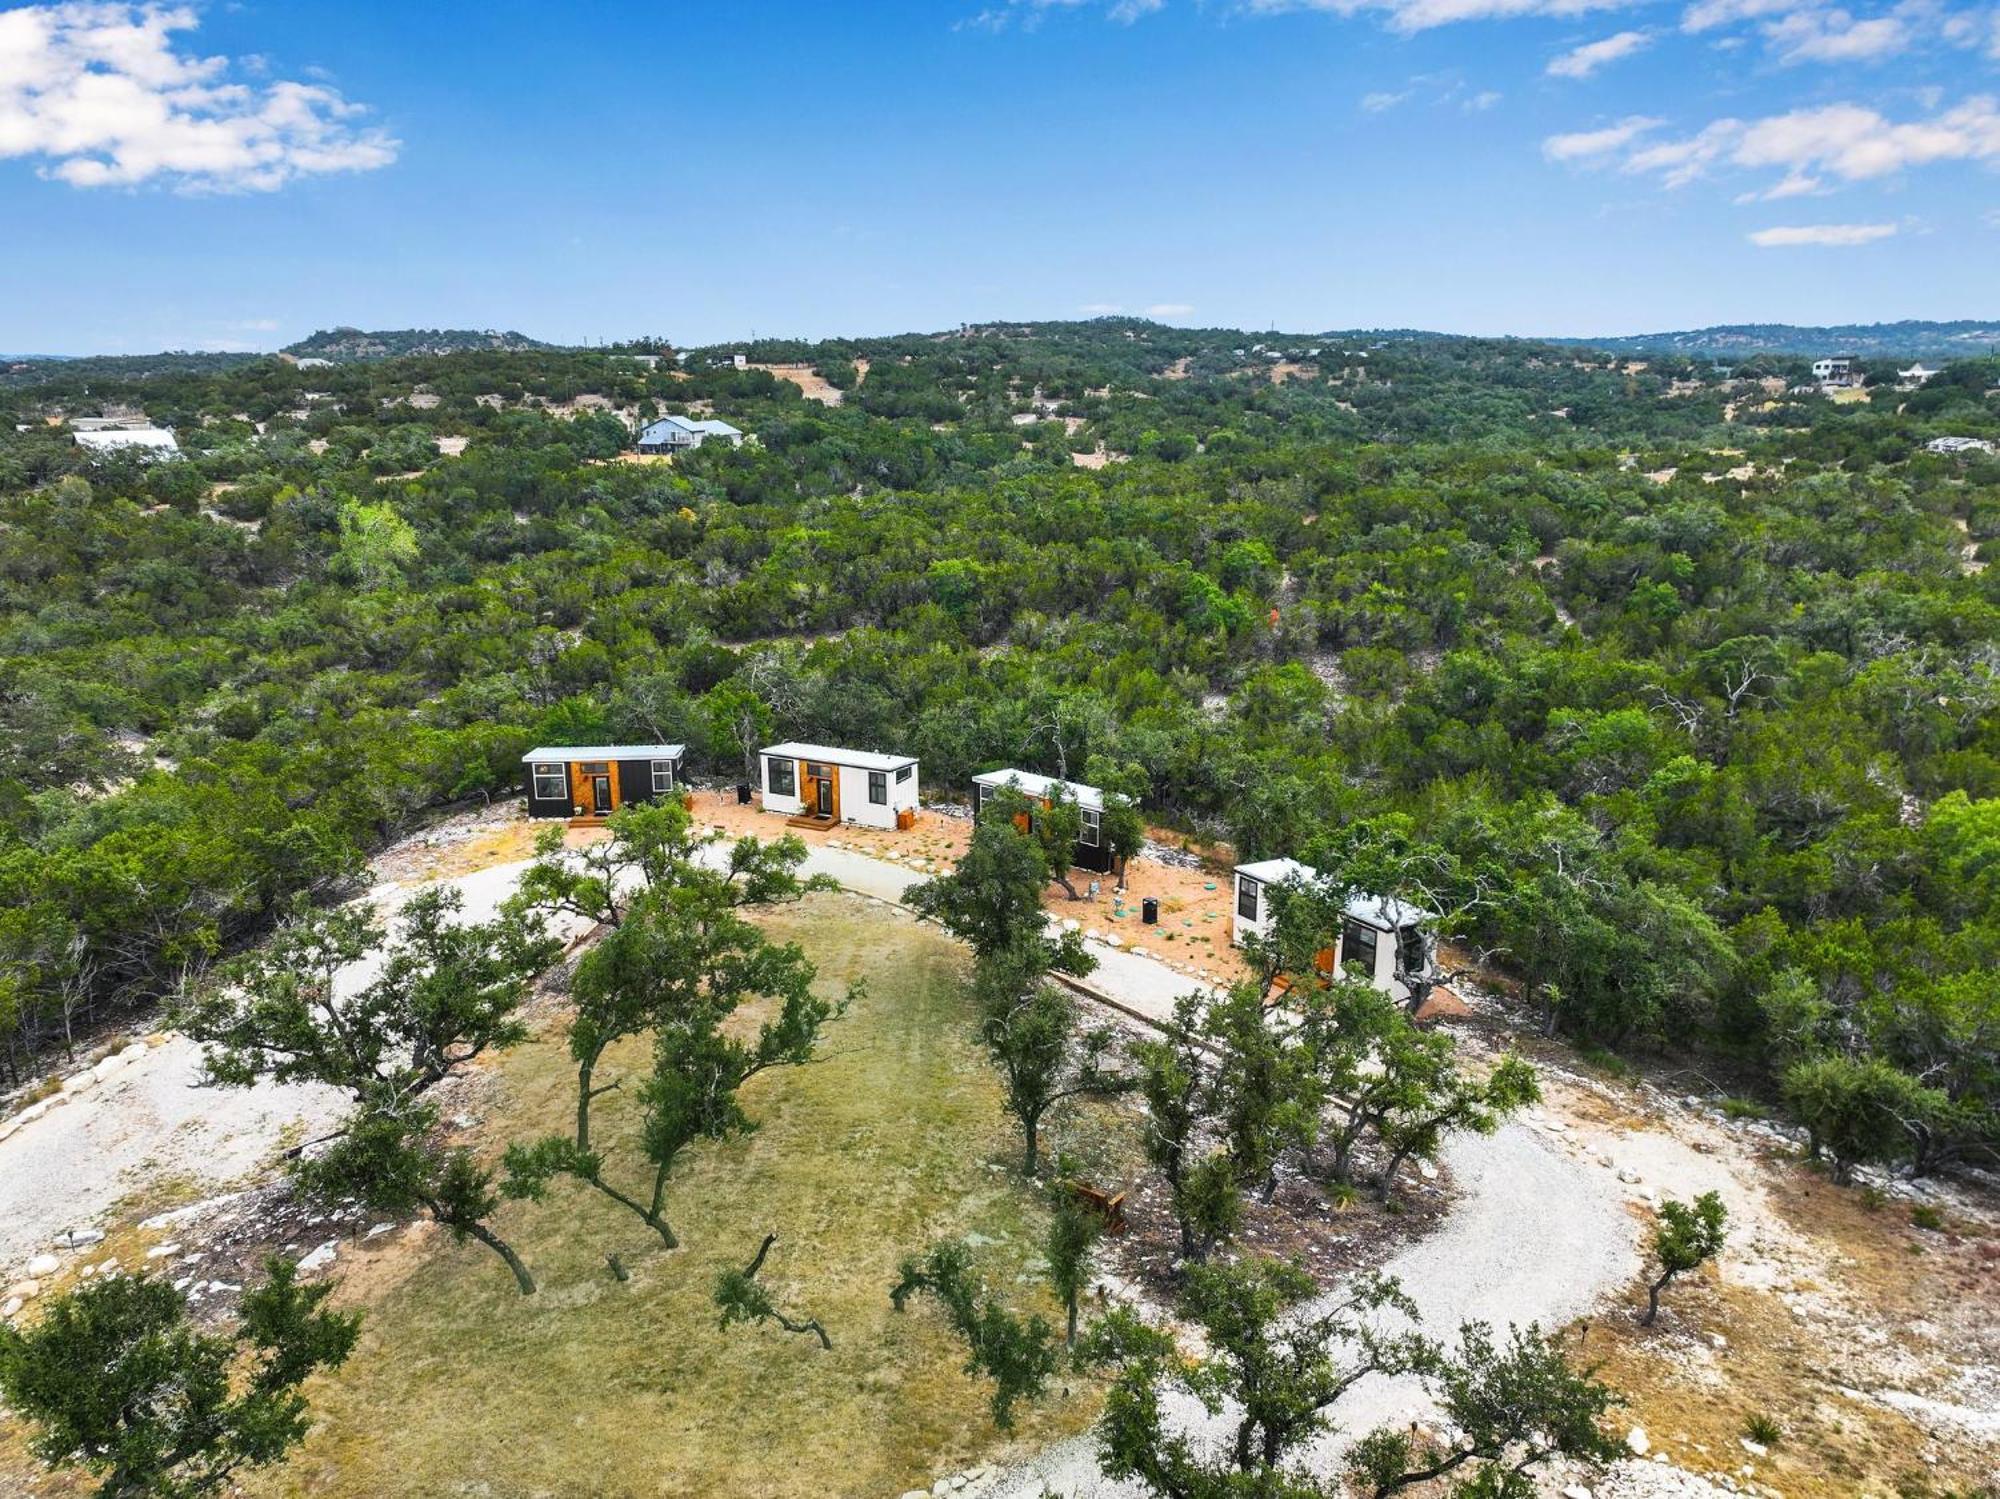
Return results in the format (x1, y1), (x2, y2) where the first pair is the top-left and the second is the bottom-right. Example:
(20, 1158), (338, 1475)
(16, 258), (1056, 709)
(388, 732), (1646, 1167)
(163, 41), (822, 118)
(1811, 357), (1858, 388)
(1231, 859), (1434, 1000)
(971, 768), (1113, 874)
(522, 743), (686, 820)
(636, 415), (744, 454)
(71, 418), (179, 458)
(1898, 364), (1941, 387)
(759, 742), (918, 830)
(1927, 436), (1996, 456)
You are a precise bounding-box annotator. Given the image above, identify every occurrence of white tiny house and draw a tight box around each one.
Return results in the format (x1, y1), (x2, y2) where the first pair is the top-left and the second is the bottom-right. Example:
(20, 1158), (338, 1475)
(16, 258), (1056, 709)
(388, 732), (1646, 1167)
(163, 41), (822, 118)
(759, 742), (919, 830)
(1232, 860), (1434, 1000)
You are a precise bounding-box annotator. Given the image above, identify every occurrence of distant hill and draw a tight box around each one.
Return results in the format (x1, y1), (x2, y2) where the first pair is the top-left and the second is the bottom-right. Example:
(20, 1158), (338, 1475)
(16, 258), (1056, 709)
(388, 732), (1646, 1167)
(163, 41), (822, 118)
(281, 327), (557, 362)
(1546, 320), (2000, 360)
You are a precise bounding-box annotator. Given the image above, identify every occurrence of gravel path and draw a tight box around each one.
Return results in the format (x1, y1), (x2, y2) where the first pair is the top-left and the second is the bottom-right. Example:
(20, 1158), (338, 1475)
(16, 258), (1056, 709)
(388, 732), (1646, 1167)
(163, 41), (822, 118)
(985, 1120), (1637, 1498)
(0, 858), (576, 1279)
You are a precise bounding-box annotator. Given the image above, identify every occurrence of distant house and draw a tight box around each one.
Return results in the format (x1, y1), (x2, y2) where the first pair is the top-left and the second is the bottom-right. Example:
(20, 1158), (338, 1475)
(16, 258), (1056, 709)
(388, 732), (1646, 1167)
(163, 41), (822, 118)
(71, 422), (179, 459)
(522, 743), (686, 821)
(1898, 364), (1941, 386)
(636, 415), (745, 454)
(1811, 356), (1857, 387)
(759, 742), (918, 830)
(971, 768), (1112, 874)
(1231, 859), (1435, 1000)
(1926, 436), (1996, 456)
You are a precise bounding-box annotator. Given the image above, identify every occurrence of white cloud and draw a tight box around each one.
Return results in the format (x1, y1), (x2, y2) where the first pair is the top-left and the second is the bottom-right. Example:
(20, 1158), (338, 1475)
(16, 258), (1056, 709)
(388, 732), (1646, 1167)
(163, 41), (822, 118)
(1764, 6), (1910, 62)
(1361, 88), (1412, 110)
(1147, 303), (1196, 318)
(1241, 0), (1638, 34)
(1078, 302), (1125, 314)
(1602, 96), (2000, 189)
(0, 3), (396, 192)
(960, 0), (1159, 28)
(1547, 28), (1654, 74)
(1465, 88), (1504, 108)
(1747, 220), (1897, 243)
(1542, 114), (1662, 159)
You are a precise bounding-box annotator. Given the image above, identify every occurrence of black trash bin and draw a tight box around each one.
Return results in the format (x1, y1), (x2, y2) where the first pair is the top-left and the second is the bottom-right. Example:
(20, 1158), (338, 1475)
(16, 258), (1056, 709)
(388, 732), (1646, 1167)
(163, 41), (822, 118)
(1141, 897), (1159, 925)
(736, 783), (753, 805)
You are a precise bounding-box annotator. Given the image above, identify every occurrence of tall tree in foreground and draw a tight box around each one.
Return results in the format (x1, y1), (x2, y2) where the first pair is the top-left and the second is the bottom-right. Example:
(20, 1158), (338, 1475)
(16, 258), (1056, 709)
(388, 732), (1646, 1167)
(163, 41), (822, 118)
(1087, 1257), (1427, 1492)
(981, 975), (1129, 1174)
(905, 792), (1091, 975)
(1131, 994), (1241, 1263)
(1640, 1190), (1727, 1326)
(179, 887), (558, 1293)
(0, 1257), (359, 1499)
(1045, 1178), (1106, 1347)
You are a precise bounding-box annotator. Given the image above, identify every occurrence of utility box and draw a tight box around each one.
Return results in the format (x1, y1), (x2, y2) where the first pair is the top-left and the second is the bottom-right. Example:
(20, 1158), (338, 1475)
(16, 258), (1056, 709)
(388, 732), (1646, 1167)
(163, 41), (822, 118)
(1141, 897), (1159, 925)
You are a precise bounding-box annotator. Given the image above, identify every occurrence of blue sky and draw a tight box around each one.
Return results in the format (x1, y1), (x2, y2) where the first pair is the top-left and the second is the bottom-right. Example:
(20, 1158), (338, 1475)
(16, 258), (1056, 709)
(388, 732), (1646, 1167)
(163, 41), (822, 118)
(2, 0), (1996, 352)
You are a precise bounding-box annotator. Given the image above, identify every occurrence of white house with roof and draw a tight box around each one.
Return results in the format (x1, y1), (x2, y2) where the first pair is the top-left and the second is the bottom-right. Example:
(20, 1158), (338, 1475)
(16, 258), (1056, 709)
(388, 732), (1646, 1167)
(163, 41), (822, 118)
(1898, 364), (1940, 387)
(71, 423), (179, 458)
(637, 415), (744, 454)
(759, 742), (919, 830)
(1231, 858), (1435, 999)
(1926, 435), (1996, 456)
(1811, 357), (1858, 387)
(971, 768), (1114, 873)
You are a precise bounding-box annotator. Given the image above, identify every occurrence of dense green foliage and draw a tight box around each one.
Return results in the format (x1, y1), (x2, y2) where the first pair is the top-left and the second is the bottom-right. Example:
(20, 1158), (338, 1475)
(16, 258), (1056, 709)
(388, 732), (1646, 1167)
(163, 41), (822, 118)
(4, 318), (1996, 1178)
(0, 1256), (359, 1499)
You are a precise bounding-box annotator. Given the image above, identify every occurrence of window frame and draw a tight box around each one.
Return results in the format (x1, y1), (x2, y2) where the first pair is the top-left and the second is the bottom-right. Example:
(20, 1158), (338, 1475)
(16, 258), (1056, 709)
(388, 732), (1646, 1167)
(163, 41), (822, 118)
(895, 764), (913, 783)
(868, 770), (888, 805)
(531, 763), (567, 802)
(651, 759), (675, 795)
(766, 757), (796, 797)
(1342, 920), (1379, 979)
(1080, 808), (1101, 848)
(1236, 876), (1261, 922)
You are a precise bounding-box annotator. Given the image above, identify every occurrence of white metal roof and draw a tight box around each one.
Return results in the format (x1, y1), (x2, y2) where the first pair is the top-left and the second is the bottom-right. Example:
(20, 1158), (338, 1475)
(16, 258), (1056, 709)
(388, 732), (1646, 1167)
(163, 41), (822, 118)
(74, 427), (178, 452)
(1233, 860), (1430, 930)
(521, 744), (685, 763)
(1235, 858), (1317, 885)
(762, 742), (916, 772)
(972, 768), (1103, 811)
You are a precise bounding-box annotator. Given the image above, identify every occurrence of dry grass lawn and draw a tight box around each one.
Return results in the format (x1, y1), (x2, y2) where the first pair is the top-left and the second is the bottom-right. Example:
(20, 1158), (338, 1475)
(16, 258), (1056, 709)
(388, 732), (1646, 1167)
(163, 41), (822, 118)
(249, 894), (1115, 1499)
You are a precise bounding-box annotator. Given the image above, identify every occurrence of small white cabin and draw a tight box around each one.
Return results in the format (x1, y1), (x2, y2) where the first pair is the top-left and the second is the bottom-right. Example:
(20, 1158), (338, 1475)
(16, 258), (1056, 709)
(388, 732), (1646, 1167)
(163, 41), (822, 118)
(1232, 860), (1434, 999)
(971, 768), (1115, 873)
(759, 742), (919, 830)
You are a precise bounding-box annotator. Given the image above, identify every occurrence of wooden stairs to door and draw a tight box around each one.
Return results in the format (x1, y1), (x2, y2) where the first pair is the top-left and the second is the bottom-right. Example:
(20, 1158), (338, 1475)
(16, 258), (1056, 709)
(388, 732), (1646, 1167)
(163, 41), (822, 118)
(786, 813), (836, 831)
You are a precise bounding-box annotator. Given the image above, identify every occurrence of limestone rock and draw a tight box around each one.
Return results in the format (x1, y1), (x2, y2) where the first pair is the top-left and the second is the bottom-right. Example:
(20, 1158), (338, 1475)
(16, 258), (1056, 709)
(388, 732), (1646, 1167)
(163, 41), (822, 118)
(1626, 1425), (1651, 1456)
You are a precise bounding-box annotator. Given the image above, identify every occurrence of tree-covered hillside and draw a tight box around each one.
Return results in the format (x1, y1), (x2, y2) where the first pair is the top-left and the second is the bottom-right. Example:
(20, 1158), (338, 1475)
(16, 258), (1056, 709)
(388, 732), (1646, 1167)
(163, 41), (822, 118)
(281, 327), (557, 361)
(2, 319), (1995, 1180)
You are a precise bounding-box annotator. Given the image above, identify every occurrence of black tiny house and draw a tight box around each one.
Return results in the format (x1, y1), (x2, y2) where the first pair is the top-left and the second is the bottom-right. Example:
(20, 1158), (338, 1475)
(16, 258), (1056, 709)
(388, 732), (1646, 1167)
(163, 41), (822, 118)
(522, 744), (687, 820)
(970, 768), (1115, 875)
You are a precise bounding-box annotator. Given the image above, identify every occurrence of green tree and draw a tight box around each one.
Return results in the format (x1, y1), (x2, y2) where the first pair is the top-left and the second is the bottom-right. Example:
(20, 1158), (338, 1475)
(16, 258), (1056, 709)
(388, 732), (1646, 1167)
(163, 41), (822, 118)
(1781, 1054), (1940, 1183)
(890, 1241), (1062, 1430)
(0, 1257), (359, 1499)
(715, 1233), (830, 1350)
(1044, 1181), (1105, 1347)
(332, 499), (419, 589)
(1641, 1191), (1727, 1326)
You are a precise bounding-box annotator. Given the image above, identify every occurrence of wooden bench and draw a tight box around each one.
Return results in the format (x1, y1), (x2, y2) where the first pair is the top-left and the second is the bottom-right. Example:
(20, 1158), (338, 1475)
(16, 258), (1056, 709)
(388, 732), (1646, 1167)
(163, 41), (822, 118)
(1069, 1180), (1128, 1235)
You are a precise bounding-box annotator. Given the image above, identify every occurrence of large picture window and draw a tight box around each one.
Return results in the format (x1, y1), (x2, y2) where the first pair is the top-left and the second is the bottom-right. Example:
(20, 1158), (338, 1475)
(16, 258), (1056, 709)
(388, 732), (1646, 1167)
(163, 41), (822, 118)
(532, 763), (567, 802)
(767, 757), (795, 797)
(868, 770), (887, 805)
(651, 760), (675, 794)
(1237, 877), (1260, 922)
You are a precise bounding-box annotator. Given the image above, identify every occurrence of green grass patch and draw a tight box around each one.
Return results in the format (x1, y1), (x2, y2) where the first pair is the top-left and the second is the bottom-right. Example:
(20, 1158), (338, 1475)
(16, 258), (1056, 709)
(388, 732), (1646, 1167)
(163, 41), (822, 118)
(266, 894), (1113, 1499)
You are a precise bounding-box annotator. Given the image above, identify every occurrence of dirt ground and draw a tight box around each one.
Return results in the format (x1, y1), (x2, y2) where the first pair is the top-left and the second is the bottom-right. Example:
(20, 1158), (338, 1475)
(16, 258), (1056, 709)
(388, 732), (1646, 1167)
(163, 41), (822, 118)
(688, 790), (1255, 985)
(748, 363), (845, 405)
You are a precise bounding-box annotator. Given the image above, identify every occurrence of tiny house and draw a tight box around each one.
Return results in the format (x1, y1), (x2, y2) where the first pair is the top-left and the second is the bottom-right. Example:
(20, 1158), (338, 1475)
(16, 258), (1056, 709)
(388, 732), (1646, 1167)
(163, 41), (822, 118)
(971, 768), (1113, 874)
(759, 742), (919, 831)
(1232, 859), (1434, 1000)
(522, 744), (687, 820)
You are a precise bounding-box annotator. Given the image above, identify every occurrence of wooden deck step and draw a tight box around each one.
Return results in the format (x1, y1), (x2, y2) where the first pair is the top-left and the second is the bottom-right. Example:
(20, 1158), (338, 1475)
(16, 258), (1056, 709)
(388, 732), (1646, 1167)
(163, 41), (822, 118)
(785, 813), (836, 831)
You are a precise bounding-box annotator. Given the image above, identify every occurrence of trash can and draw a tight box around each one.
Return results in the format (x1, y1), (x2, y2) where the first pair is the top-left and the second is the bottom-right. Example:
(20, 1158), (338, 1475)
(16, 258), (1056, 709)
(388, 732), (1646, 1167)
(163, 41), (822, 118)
(736, 783), (753, 805)
(1141, 897), (1159, 925)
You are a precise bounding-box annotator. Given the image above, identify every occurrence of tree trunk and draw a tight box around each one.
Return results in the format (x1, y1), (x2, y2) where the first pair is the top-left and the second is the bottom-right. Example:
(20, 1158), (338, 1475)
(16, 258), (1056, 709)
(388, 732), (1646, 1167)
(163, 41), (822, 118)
(461, 1219), (537, 1296)
(1055, 872), (1081, 900)
(1641, 1271), (1670, 1326)
(1023, 1113), (1041, 1175)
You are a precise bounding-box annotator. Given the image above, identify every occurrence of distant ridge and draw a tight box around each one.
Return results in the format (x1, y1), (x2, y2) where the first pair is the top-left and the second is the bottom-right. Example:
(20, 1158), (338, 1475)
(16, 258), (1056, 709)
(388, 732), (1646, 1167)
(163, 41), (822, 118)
(281, 326), (556, 362)
(1543, 319), (2000, 359)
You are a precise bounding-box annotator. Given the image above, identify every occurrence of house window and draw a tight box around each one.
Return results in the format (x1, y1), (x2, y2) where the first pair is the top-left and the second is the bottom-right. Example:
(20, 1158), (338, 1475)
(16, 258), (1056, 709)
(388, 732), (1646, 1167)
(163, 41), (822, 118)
(1080, 809), (1101, 847)
(1237, 877), (1261, 922)
(651, 760), (675, 794)
(767, 757), (795, 797)
(1342, 921), (1379, 979)
(895, 764), (913, 783)
(532, 763), (566, 802)
(977, 782), (992, 808)
(806, 762), (833, 781)
(868, 771), (888, 805)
